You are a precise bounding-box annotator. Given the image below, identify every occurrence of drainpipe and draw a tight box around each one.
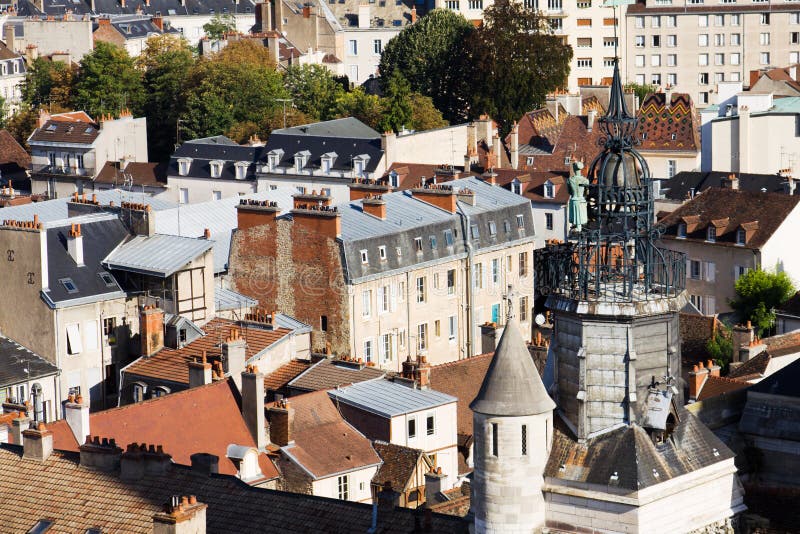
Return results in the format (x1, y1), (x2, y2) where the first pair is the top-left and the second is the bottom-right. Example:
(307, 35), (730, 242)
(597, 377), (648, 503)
(457, 204), (474, 358)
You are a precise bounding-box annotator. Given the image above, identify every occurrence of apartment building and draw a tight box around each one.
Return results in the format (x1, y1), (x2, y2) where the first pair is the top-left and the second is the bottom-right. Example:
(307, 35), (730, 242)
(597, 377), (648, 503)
(229, 176), (536, 368)
(625, 0), (800, 107)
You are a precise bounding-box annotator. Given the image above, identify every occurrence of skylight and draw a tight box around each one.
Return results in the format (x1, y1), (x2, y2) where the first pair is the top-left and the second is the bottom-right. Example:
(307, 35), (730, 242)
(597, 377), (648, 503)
(99, 272), (116, 287)
(60, 278), (78, 294)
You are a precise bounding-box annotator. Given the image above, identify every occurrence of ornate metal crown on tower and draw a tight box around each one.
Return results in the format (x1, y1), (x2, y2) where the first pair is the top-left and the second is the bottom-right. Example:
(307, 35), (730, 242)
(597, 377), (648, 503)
(537, 59), (685, 303)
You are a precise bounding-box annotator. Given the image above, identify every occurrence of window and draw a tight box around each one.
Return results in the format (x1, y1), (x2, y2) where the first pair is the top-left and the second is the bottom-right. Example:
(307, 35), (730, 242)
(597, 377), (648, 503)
(379, 246), (386, 260)
(380, 333), (392, 363)
(448, 315), (457, 341)
(577, 37), (592, 49)
(736, 228), (746, 245)
(707, 226), (716, 242)
(519, 252), (528, 276)
(635, 16), (644, 28)
(543, 181), (555, 198)
(473, 263), (483, 289)
(408, 418), (416, 438)
(667, 34), (677, 47)
(360, 249), (369, 264)
(690, 260), (702, 280)
(363, 339), (373, 362)
(471, 224), (480, 239)
(667, 160), (677, 178)
(576, 57), (593, 69)
(760, 32), (770, 45)
(447, 269), (456, 295)
(715, 53), (724, 66)
(378, 285), (390, 313)
(699, 72), (709, 85)
(714, 34), (724, 46)
(76, 154), (85, 169)
(503, 220), (511, 233)
(731, 14), (741, 26)
(516, 215), (525, 229)
(209, 160), (223, 178)
(445, 0), (459, 8)
(699, 92), (709, 105)
(667, 73), (677, 86)
(522, 424), (528, 455)
(416, 277), (426, 303)
(348, 39), (358, 55)
(152, 386), (169, 398)
(519, 296), (529, 321)
(714, 14), (724, 26)
(698, 34), (708, 47)
(635, 35), (645, 48)
(698, 15), (708, 27)
(321, 315), (328, 331)
(468, 0), (483, 7)
(373, 39), (382, 54)
(415, 237), (423, 253)
(444, 229), (454, 247)
(362, 290), (371, 317)
(417, 323), (428, 352)
(651, 35), (661, 47)
(760, 52), (770, 65)
(604, 57), (615, 68)
(792, 32), (800, 45)
(133, 382), (146, 402)
(426, 415), (435, 435)
(60, 277), (78, 294)
(578, 19), (592, 28)
(735, 265), (748, 281)
(704, 261), (716, 282)
(760, 13), (769, 25)
(429, 235), (437, 249)
(433, 272), (440, 290)
(652, 15), (661, 28)
(179, 188), (189, 204)
(731, 72), (741, 82)
(545, 212), (554, 230)
(731, 33), (740, 46)
(731, 53), (741, 65)
(716, 72), (725, 83)
(491, 258), (500, 285)
(337, 475), (349, 500)
(651, 55), (661, 67)
(604, 37), (617, 48)
(651, 74), (662, 86)
(491, 422), (499, 456)
(793, 13), (800, 25)
(635, 55), (645, 68)
(488, 221), (497, 236)
(98, 273), (115, 288)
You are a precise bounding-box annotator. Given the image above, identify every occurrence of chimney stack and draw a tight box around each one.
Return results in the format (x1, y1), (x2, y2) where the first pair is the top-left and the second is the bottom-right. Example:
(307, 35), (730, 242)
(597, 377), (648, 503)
(222, 327), (247, 388)
(361, 195), (386, 219)
(22, 422), (53, 461)
(79, 435), (123, 471)
(415, 355), (430, 389)
(267, 399), (294, 447)
(11, 412), (30, 445)
(140, 305), (165, 357)
(688, 362), (709, 401)
(707, 359), (721, 377)
(188, 353), (212, 388)
(241, 365), (266, 450)
(236, 199), (280, 231)
(67, 223), (84, 266)
(424, 466), (446, 504)
(64, 393), (90, 444)
(358, 3), (370, 29)
(190, 453), (219, 476)
(510, 122), (519, 170)
(411, 183), (458, 213)
(153, 495), (207, 534)
(291, 192), (341, 239)
(587, 109), (597, 132)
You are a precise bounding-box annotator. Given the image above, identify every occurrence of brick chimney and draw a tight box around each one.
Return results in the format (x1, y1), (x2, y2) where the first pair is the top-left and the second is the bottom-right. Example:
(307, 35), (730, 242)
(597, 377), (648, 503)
(190, 452), (219, 476)
(361, 195), (386, 219)
(411, 183), (458, 213)
(152, 15), (163, 30)
(291, 192), (341, 239)
(732, 321), (756, 362)
(688, 362), (709, 401)
(67, 223), (84, 265)
(415, 355), (430, 389)
(64, 393), (90, 444)
(350, 178), (392, 200)
(267, 399), (294, 447)
(120, 201), (156, 236)
(10, 412), (30, 444)
(121, 442), (172, 480)
(153, 495), (207, 534)
(509, 122), (519, 170)
(222, 327), (247, 388)
(22, 422), (53, 461)
(424, 466), (446, 504)
(80, 435), (123, 471)
(241, 365), (267, 450)
(236, 199), (280, 231)
(140, 305), (165, 356)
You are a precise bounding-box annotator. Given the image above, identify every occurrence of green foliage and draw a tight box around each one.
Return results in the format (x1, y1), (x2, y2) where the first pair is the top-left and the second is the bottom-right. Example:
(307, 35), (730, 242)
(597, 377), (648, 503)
(284, 64), (344, 121)
(379, 9), (474, 123)
(21, 57), (76, 110)
(467, 1), (572, 136)
(625, 82), (656, 106)
(705, 324), (734, 369)
(6, 105), (39, 150)
(72, 42), (144, 117)
(730, 269), (795, 336)
(409, 93), (448, 131)
(203, 14), (236, 40)
(334, 88), (384, 130)
(379, 71), (413, 133)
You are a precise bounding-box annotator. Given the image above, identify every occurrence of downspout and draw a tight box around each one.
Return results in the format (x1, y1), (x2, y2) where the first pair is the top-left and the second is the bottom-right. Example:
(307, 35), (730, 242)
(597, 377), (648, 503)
(457, 204), (474, 358)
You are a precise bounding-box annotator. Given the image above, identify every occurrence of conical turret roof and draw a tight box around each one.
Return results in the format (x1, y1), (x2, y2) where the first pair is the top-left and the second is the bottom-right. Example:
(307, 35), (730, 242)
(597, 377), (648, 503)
(470, 316), (556, 416)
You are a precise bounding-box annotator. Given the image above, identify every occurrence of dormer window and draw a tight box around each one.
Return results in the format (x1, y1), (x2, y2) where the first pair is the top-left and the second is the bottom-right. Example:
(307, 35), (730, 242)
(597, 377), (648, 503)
(266, 150), (282, 172)
(543, 181), (555, 198)
(177, 158), (192, 176)
(379, 246), (387, 260)
(353, 154), (370, 177)
(511, 180), (522, 195)
(526, 156), (535, 166)
(707, 226), (716, 242)
(677, 223), (687, 238)
(294, 150), (311, 173)
(389, 170), (399, 188)
(736, 228), (746, 245)
(234, 161), (248, 180)
(360, 249), (369, 264)
(321, 152), (337, 174)
(209, 160), (224, 179)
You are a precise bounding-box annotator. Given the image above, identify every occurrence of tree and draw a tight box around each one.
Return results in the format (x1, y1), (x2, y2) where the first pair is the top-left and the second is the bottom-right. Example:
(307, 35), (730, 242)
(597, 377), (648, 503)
(72, 42), (145, 117)
(21, 57), (76, 109)
(379, 9), (474, 123)
(334, 88), (384, 130)
(284, 64), (344, 121)
(409, 93), (448, 131)
(139, 35), (195, 161)
(706, 324), (734, 369)
(466, 1), (572, 136)
(379, 71), (412, 133)
(730, 269), (795, 336)
(6, 105), (39, 150)
(203, 14), (236, 40)
(625, 82), (657, 107)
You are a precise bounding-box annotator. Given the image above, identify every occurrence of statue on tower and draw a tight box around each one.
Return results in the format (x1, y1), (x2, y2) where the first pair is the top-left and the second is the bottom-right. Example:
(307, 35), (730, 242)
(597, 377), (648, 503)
(567, 160), (589, 232)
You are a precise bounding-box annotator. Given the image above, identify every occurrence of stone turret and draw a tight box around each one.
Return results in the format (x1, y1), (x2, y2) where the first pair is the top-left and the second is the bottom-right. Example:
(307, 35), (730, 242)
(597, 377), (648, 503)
(469, 315), (555, 533)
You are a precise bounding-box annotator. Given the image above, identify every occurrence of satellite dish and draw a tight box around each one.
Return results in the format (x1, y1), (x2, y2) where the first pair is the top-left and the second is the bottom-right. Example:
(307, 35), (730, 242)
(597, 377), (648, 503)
(534, 313), (546, 326)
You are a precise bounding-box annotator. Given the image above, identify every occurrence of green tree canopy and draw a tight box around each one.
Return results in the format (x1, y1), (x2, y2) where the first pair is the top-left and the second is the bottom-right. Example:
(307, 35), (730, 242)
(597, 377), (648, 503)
(625, 82), (656, 107)
(6, 105), (39, 149)
(409, 93), (448, 131)
(730, 269), (795, 336)
(379, 9), (474, 123)
(706, 324), (734, 369)
(334, 88), (384, 131)
(21, 57), (76, 110)
(379, 71), (413, 133)
(203, 14), (236, 40)
(284, 64), (345, 121)
(467, 1), (572, 136)
(72, 42), (144, 117)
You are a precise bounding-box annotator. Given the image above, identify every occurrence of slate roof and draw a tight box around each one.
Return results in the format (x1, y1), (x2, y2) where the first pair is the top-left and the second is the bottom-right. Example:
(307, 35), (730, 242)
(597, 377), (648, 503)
(263, 359), (313, 392)
(636, 92), (700, 152)
(748, 356), (800, 398)
(0, 335), (58, 388)
(102, 233), (213, 277)
(169, 135), (263, 181)
(545, 409), (736, 491)
(661, 171), (790, 201)
(41, 214), (129, 308)
(123, 318), (294, 384)
(29, 120), (100, 145)
(372, 441), (428, 492)
(94, 161), (168, 188)
(47, 378), (279, 478)
(739, 359), (800, 440)
(0, 443), (467, 533)
(107, 16), (178, 40)
(275, 390), (382, 479)
(288, 358), (385, 392)
(274, 117), (380, 139)
(328, 379), (456, 419)
(470, 317), (555, 417)
(658, 187), (800, 249)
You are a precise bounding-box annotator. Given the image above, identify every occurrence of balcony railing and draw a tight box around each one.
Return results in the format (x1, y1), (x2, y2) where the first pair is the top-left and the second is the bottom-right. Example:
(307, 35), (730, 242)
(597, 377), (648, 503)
(31, 164), (94, 178)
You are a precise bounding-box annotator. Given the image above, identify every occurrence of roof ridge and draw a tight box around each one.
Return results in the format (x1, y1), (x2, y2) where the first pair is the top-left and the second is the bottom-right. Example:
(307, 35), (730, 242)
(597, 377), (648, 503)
(430, 352), (493, 369)
(92, 378), (234, 417)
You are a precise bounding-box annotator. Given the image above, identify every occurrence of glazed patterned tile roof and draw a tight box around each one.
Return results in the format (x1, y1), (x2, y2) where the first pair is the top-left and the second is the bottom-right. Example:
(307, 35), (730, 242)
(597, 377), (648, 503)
(263, 359), (312, 391)
(0, 444), (467, 533)
(47, 379), (278, 478)
(288, 358), (385, 392)
(510, 114), (606, 174)
(274, 390), (382, 479)
(372, 441), (428, 492)
(124, 318), (293, 384)
(636, 92), (700, 152)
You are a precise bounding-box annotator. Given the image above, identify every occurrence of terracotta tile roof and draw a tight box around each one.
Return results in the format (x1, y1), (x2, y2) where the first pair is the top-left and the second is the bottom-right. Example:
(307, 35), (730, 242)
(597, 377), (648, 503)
(0, 444), (467, 533)
(94, 161), (168, 187)
(273, 391), (381, 479)
(429, 484), (471, 517)
(697, 374), (751, 401)
(263, 359), (313, 391)
(0, 129), (30, 168)
(372, 441), (428, 492)
(637, 92), (700, 152)
(29, 120), (100, 144)
(728, 351), (771, 380)
(124, 318), (293, 384)
(49, 111), (94, 123)
(48, 379), (278, 478)
(288, 358), (385, 392)
(762, 330), (800, 357)
(429, 353), (493, 439)
(658, 187), (800, 249)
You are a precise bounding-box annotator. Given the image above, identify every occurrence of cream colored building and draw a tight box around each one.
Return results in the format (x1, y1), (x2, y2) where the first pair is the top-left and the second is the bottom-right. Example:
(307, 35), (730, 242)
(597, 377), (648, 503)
(625, 0), (800, 107)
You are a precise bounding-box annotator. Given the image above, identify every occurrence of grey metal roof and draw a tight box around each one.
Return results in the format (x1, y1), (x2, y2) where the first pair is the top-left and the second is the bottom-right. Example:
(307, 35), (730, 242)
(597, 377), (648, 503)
(273, 313), (312, 334)
(215, 287), (257, 312)
(272, 118), (380, 139)
(0, 335), (59, 389)
(103, 234), (213, 277)
(328, 379), (456, 418)
(470, 316), (556, 416)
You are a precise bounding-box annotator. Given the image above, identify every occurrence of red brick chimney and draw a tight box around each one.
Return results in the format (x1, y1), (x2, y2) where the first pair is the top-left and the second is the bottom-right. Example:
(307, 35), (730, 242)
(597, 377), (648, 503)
(291, 191), (341, 239)
(349, 178), (392, 200)
(688, 362), (709, 401)
(267, 399), (294, 447)
(411, 183), (458, 213)
(236, 199), (280, 231)
(152, 15), (163, 30)
(361, 195), (386, 219)
(140, 305), (165, 356)
(415, 355), (430, 389)
(153, 495), (207, 534)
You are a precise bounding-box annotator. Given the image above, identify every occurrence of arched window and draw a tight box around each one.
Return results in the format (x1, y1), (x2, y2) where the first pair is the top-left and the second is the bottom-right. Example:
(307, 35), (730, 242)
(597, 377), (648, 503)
(152, 386), (170, 398)
(133, 382), (147, 402)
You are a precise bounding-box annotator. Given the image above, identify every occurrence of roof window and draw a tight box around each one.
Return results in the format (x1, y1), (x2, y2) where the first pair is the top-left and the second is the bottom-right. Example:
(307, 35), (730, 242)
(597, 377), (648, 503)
(60, 278), (78, 294)
(99, 272), (116, 287)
